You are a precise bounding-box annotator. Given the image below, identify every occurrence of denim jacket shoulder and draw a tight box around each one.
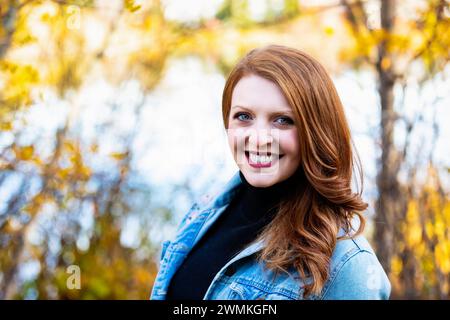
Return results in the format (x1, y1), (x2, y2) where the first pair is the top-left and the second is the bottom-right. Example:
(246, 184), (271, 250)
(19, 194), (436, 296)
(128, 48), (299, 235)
(320, 235), (391, 299)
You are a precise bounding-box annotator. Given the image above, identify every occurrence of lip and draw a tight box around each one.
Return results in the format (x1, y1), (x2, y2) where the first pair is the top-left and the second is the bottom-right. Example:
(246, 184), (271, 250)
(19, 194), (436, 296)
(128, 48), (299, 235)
(245, 151), (284, 168)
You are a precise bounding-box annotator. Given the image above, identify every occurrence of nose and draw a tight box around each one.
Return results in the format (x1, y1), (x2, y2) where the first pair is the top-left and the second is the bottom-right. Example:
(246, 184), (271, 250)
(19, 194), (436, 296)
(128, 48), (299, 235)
(247, 128), (274, 153)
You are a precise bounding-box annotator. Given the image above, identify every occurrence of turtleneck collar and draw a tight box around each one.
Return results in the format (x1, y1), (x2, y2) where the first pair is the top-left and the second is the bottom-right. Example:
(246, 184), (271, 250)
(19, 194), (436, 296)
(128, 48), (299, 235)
(237, 169), (303, 221)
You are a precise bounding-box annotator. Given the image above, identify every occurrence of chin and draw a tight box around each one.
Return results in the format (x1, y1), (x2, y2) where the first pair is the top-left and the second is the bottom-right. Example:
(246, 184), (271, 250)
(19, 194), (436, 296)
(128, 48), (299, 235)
(241, 170), (281, 188)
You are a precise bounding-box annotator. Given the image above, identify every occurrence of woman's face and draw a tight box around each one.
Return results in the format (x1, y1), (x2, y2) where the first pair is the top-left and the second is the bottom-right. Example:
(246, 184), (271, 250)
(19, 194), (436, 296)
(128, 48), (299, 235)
(227, 74), (301, 187)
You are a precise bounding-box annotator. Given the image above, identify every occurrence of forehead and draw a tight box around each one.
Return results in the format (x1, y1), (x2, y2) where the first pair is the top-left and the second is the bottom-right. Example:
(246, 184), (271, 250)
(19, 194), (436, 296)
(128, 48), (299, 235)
(231, 74), (291, 113)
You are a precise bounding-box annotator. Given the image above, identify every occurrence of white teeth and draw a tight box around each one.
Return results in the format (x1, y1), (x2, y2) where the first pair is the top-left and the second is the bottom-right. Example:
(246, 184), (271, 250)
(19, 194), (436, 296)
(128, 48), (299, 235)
(249, 153), (272, 164)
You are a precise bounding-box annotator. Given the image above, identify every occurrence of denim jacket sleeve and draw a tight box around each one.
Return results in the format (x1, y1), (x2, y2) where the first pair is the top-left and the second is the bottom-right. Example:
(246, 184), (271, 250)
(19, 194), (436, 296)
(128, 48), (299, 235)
(321, 250), (391, 300)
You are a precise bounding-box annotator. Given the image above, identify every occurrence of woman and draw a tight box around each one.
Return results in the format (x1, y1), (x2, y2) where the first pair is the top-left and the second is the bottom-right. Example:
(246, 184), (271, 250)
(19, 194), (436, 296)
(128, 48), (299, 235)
(150, 45), (391, 300)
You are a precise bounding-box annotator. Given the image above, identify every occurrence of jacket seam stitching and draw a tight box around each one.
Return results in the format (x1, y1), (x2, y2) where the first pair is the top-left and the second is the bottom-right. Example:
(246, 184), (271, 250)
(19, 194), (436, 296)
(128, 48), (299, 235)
(320, 249), (373, 300)
(233, 278), (298, 299)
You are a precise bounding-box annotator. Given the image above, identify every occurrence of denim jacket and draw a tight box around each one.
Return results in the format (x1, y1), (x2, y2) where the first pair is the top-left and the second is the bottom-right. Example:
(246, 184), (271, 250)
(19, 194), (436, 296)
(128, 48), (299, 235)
(150, 171), (391, 300)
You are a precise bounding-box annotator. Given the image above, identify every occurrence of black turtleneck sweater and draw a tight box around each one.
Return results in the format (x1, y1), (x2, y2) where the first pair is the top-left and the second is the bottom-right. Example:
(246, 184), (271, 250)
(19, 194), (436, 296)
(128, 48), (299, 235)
(165, 170), (299, 300)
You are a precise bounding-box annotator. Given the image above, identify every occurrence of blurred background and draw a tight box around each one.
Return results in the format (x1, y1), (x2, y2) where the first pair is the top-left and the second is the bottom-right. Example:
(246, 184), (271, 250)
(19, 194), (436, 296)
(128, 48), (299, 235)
(0, 0), (449, 299)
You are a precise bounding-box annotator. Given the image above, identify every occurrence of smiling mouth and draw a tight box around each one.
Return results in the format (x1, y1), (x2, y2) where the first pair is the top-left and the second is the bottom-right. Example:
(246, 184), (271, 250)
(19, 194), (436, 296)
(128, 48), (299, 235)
(244, 151), (285, 168)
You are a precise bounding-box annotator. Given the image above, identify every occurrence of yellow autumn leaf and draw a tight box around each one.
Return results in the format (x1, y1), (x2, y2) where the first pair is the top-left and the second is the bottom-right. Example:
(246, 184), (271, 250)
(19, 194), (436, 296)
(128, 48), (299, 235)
(109, 152), (128, 161)
(57, 167), (72, 179)
(90, 143), (99, 153)
(14, 145), (35, 161)
(406, 224), (422, 247)
(64, 141), (77, 153)
(391, 256), (403, 276)
(80, 166), (92, 179)
(443, 203), (450, 223)
(124, 0), (141, 13)
(324, 26), (334, 36)
(435, 242), (450, 274)
(0, 121), (13, 131)
(381, 57), (391, 70)
(406, 200), (419, 223)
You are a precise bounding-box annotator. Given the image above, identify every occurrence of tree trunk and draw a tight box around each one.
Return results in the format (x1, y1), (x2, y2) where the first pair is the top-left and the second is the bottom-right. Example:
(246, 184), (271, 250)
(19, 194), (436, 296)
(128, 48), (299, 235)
(374, 0), (401, 275)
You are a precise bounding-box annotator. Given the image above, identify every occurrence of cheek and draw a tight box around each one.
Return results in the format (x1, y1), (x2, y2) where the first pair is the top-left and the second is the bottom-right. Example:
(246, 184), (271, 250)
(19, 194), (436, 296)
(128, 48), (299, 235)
(280, 130), (300, 160)
(227, 131), (235, 153)
(226, 127), (241, 157)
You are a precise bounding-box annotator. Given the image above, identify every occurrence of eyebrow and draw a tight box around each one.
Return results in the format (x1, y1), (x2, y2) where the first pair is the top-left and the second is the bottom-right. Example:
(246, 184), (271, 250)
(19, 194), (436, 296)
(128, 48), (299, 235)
(231, 105), (294, 115)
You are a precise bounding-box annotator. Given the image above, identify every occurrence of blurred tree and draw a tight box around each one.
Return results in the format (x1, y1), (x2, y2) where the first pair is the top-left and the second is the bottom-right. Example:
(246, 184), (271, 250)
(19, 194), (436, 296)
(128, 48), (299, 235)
(0, 0), (179, 299)
(338, 0), (449, 298)
(392, 164), (450, 298)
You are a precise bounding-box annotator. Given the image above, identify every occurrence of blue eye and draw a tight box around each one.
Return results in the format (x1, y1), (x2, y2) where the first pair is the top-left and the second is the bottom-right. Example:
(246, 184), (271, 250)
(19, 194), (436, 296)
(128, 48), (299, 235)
(233, 112), (294, 126)
(276, 117), (294, 125)
(235, 113), (251, 121)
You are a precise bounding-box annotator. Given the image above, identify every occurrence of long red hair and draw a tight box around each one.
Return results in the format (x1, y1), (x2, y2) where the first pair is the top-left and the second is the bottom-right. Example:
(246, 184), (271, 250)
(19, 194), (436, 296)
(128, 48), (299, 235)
(222, 45), (368, 298)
